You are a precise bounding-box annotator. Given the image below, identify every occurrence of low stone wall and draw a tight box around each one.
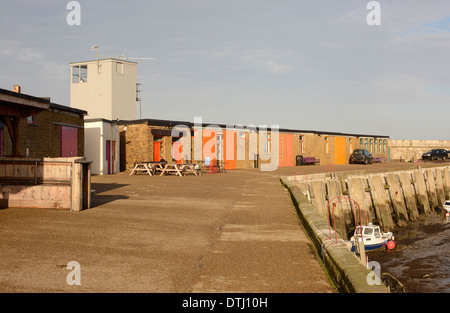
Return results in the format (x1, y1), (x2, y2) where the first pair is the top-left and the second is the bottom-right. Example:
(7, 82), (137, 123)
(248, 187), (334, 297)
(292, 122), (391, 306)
(389, 139), (450, 162)
(280, 177), (390, 293)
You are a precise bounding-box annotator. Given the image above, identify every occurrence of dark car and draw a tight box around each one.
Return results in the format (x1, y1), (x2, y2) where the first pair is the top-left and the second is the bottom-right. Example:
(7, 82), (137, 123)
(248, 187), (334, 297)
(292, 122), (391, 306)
(349, 149), (373, 164)
(422, 149), (448, 161)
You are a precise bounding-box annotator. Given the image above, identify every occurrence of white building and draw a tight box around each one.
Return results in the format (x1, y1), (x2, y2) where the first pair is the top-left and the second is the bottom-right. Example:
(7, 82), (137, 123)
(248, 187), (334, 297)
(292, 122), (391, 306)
(70, 58), (137, 120)
(84, 119), (120, 175)
(70, 58), (138, 174)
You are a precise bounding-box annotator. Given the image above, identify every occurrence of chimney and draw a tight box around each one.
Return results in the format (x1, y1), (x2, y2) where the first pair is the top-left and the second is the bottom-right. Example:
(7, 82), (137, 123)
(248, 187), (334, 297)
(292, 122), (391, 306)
(13, 85), (21, 93)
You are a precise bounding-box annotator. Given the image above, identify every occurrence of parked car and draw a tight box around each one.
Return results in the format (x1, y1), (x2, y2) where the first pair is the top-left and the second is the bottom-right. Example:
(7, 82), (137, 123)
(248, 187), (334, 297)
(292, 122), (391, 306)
(349, 149), (373, 164)
(421, 149), (448, 161)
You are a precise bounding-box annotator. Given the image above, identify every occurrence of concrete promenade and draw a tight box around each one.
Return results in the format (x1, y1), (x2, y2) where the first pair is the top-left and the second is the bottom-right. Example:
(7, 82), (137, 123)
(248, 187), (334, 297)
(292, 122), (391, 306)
(0, 160), (445, 292)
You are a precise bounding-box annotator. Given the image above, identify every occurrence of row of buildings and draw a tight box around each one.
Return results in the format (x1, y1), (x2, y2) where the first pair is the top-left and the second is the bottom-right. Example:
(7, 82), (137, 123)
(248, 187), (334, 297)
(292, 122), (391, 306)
(1, 58), (391, 174)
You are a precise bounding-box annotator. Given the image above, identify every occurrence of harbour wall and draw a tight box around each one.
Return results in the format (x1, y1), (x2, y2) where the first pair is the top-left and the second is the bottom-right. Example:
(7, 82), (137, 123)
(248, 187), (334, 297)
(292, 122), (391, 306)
(280, 176), (390, 293)
(280, 165), (450, 293)
(389, 139), (450, 162)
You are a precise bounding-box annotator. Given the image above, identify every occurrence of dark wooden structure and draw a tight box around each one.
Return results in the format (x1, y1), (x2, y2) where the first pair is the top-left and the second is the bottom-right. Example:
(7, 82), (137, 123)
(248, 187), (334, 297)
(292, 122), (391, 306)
(0, 87), (50, 156)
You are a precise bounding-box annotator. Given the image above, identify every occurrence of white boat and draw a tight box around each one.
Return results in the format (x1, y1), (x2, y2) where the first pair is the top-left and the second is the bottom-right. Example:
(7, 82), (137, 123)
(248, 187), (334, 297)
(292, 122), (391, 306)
(347, 223), (394, 252)
(443, 200), (450, 213)
(443, 200), (450, 222)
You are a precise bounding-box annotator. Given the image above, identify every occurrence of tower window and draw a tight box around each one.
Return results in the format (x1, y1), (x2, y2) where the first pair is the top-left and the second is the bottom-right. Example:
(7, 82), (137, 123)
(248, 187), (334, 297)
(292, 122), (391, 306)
(72, 65), (87, 83)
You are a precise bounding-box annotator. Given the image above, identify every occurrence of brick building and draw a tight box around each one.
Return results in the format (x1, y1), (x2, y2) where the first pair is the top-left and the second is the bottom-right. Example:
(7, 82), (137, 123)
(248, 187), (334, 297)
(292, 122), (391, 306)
(119, 118), (390, 171)
(0, 87), (86, 158)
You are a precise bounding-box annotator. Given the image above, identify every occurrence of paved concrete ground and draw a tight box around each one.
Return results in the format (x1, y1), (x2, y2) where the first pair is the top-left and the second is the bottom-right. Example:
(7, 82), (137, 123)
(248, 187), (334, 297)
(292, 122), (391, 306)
(0, 160), (446, 292)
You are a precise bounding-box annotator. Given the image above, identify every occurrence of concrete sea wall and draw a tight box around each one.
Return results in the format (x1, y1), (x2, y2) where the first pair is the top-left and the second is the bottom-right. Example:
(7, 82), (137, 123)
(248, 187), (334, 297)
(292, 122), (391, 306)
(280, 176), (390, 293)
(281, 165), (450, 293)
(287, 166), (450, 238)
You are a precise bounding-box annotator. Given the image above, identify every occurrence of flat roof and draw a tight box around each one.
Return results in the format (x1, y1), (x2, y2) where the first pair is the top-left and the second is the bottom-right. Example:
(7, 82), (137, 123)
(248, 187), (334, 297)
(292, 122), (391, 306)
(0, 87), (87, 116)
(118, 118), (390, 138)
(85, 118), (118, 124)
(50, 103), (87, 116)
(70, 58), (138, 65)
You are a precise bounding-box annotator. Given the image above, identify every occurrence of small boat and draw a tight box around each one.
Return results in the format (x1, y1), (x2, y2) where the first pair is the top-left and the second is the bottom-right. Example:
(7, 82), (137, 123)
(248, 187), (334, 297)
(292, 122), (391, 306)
(347, 223), (394, 252)
(443, 200), (450, 213)
(443, 200), (450, 222)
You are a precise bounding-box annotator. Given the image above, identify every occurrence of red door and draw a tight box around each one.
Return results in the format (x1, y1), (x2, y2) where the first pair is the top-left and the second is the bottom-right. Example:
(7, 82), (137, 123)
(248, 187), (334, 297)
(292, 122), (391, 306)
(61, 126), (78, 157)
(106, 140), (111, 174)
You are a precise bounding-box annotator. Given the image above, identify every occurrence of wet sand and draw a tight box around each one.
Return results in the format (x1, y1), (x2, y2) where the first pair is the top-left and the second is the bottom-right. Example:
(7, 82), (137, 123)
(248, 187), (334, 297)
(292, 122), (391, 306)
(368, 211), (450, 293)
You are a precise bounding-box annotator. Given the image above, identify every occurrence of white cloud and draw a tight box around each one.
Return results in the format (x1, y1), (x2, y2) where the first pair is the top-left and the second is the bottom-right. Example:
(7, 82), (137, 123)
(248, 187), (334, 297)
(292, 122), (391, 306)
(264, 61), (291, 75)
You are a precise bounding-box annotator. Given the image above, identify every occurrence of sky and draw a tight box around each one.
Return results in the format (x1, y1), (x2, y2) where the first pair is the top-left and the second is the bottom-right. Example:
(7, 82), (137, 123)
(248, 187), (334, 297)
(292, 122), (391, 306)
(0, 0), (449, 140)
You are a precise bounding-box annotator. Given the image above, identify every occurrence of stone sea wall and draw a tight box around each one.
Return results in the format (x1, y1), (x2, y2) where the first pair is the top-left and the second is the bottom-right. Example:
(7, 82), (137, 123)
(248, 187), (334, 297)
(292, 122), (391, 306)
(286, 166), (450, 240)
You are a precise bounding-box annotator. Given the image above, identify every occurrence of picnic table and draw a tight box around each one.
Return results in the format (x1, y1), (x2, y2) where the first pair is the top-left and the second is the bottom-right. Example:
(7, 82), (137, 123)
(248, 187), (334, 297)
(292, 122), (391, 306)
(148, 161), (166, 173)
(130, 162), (154, 176)
(159, 163), (200, 177)
(130, 161), (167, 176)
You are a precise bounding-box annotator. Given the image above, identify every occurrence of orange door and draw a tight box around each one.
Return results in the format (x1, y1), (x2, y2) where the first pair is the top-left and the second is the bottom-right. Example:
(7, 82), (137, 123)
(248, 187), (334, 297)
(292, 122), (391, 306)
(153, 141), (162, 162)
(279, 134), (294, 167)
(334, 137), (346, 165)
(223, 130), (236, 170)
(172, 141), (183, 164)
(202, 129), (217, 162)
(286, 134), (294, 166)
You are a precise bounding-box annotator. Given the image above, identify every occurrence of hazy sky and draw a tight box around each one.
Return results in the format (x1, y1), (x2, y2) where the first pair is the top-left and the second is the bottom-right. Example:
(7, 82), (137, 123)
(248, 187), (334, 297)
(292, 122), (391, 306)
(1, 0), (449, 139)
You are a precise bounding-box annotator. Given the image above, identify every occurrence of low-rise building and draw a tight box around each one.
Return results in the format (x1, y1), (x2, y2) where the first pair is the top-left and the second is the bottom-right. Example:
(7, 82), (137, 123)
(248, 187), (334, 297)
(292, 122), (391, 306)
(0, 87), (86, 158)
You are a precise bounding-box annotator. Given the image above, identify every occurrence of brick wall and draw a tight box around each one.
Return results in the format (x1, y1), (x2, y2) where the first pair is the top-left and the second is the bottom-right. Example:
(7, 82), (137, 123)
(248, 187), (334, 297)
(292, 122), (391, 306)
(120, 123), (176, 170)
(1, 107), (84, 158)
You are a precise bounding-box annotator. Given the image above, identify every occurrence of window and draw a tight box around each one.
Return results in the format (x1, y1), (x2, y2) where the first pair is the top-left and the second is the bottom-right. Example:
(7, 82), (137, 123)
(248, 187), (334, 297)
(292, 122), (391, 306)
(365, 138), (368, 150)
(72, 65), (87, 83)
(383, 139), (387, 153)
(360, 138), (364, 148)
(374, 228), (381, 238)
(369, 138), (373, 153)
(26, 115), (36, 124)
(325, 136), (329, 153)
(374, 139), (378, 153)
(264, 133), (271, 153)
(116, 62), (123, 75)
(299, 135), (304, 154)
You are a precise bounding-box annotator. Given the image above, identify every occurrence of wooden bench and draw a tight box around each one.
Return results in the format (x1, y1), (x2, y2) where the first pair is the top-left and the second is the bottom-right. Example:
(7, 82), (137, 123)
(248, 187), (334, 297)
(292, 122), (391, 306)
(302, 157), (320, 165)
(130, 162), (154, 175)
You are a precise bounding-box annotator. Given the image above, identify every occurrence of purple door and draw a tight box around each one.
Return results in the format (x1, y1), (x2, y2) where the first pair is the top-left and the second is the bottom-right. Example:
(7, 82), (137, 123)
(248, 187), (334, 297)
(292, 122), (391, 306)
(61, 126), (78, 157)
